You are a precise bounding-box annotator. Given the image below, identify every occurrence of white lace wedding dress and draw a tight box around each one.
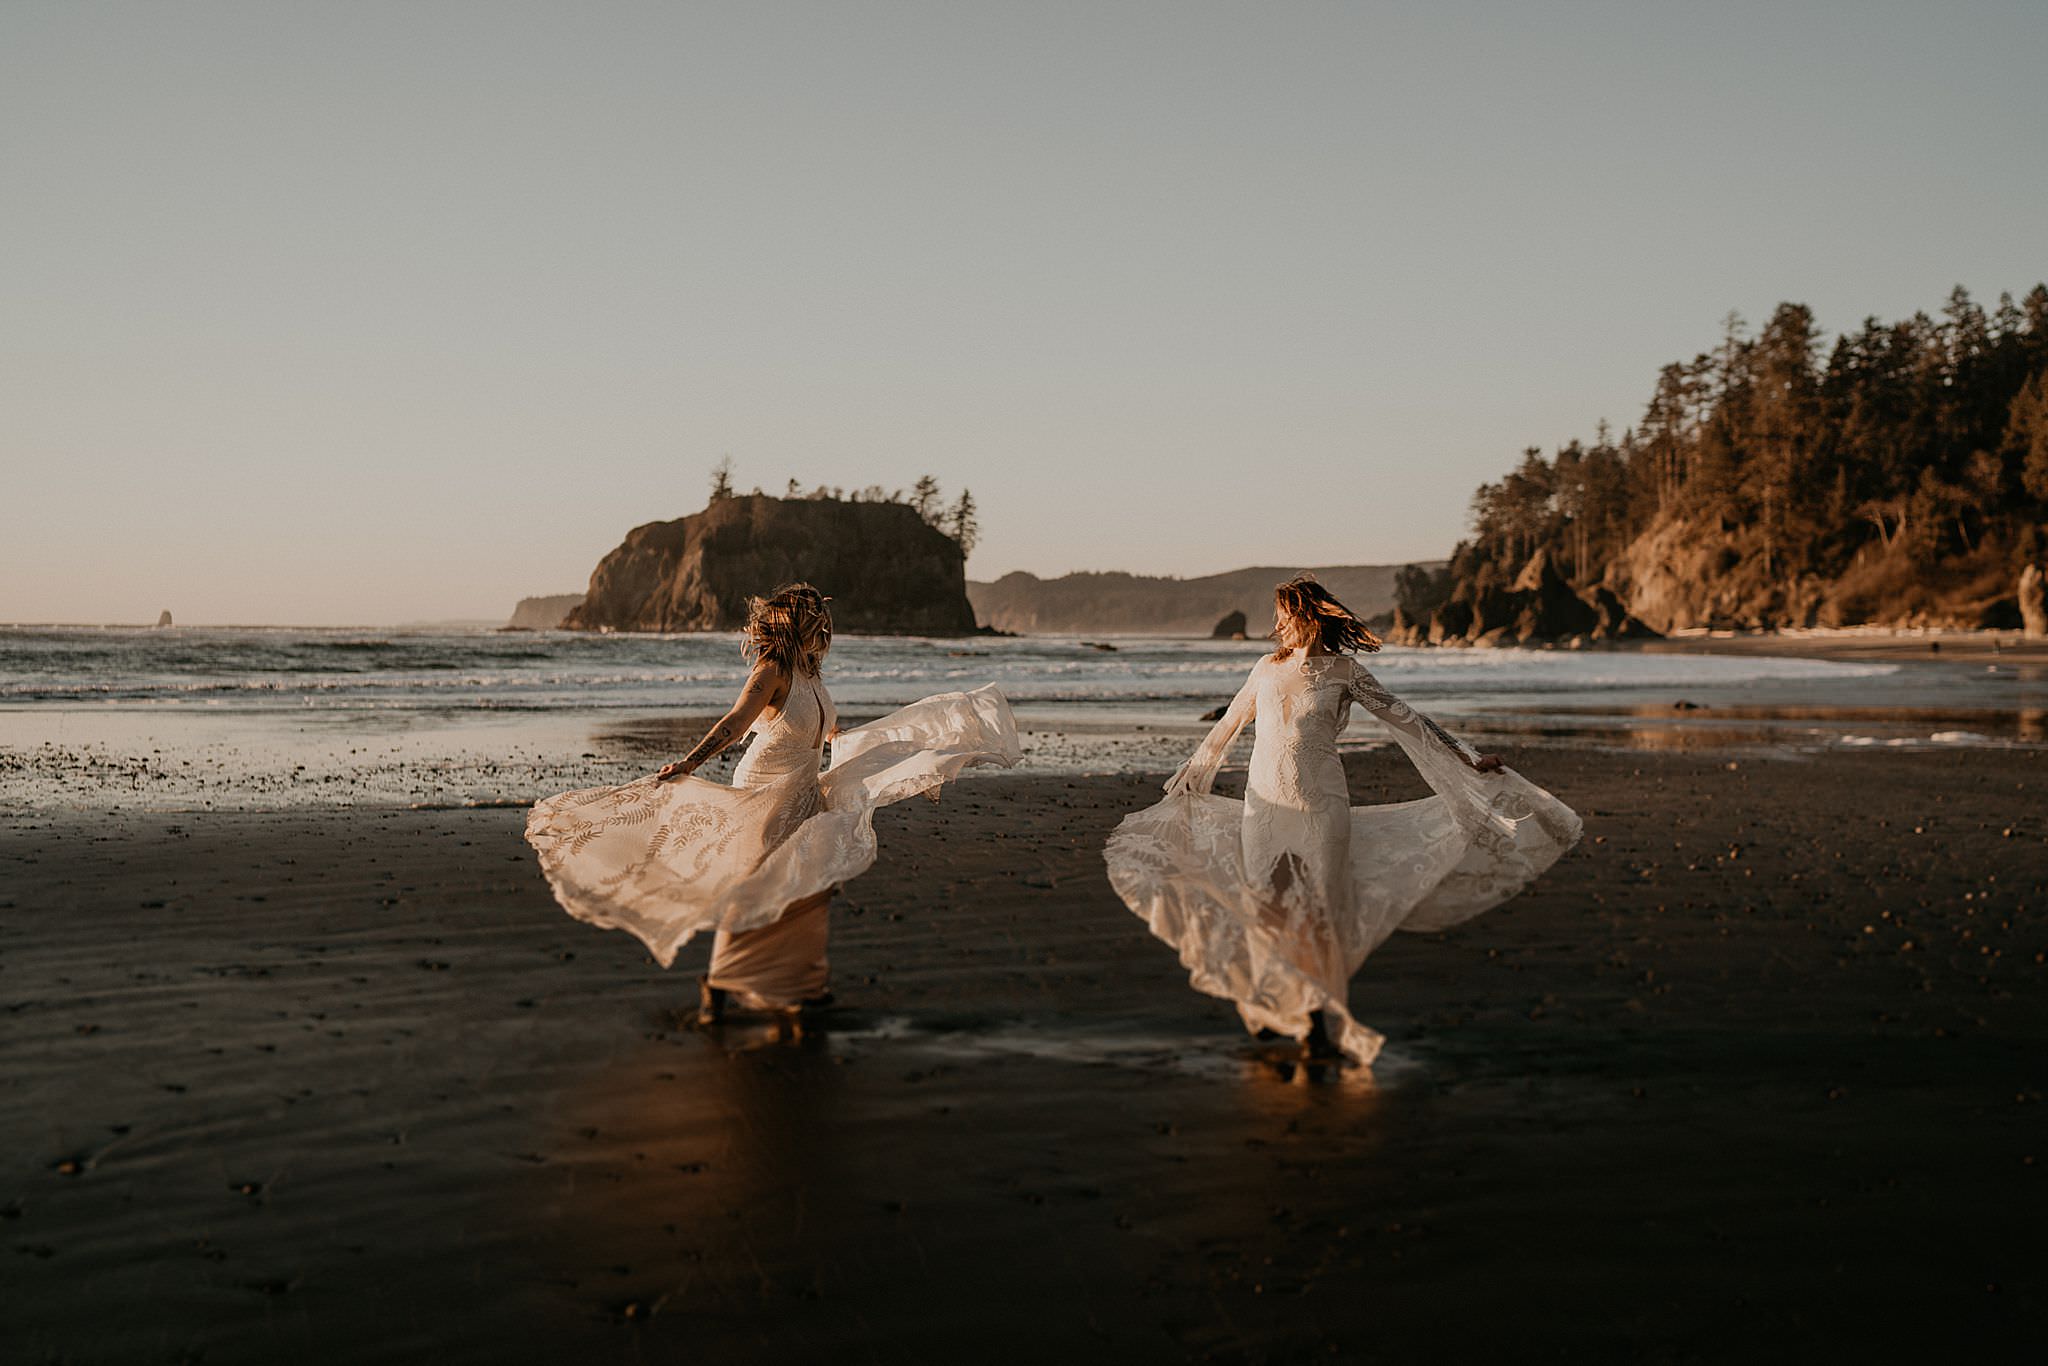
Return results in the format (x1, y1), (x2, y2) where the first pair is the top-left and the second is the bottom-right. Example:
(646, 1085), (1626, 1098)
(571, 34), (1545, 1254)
(1104, 650), (1581, 1063)
(526, 678), (1021, 1004)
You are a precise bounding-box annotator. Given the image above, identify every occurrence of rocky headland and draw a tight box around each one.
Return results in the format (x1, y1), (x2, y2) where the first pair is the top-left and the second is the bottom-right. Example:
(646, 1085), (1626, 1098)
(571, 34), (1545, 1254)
(967, 564), (1424, 637)
(1395, 284), (2048, 645)
(564, 494), (978, 634)
(505, 594), (584, 630)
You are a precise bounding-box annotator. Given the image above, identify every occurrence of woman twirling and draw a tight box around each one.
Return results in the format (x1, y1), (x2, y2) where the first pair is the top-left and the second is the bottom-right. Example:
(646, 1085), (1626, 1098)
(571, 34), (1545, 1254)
(1104, 576), (1581, 1064)
(526, 583), (1021, 1023)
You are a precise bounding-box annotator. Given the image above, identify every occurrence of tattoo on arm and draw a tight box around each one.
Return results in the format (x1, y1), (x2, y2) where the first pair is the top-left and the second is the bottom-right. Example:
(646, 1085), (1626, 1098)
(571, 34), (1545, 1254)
(682, 719), (738, 768)
(678, 663), (784, 770)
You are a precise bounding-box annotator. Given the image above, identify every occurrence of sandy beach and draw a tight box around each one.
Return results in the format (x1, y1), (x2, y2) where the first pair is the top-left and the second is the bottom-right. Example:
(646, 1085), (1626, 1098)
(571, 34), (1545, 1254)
(10, 0), (2048, 1358)
(6, 743), (2044, 1363)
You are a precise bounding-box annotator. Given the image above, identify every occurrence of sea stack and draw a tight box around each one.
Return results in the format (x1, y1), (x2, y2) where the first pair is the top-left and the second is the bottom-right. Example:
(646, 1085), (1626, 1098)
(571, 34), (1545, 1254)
(155, 610), (173, 628)
(566, 494), (978, 634)
(1210, 609), (1248, 639)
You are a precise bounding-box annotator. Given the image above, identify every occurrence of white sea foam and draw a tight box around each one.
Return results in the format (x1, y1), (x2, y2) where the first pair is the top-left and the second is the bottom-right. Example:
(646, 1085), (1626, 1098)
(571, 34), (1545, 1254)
(1840, 730), (2008, 750)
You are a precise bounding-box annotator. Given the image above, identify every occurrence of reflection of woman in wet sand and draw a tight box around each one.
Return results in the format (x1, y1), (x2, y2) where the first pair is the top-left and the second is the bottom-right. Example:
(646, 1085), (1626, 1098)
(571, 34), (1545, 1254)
(526, 584), (1021, 1024)
(1105, 575), (1581, 1063)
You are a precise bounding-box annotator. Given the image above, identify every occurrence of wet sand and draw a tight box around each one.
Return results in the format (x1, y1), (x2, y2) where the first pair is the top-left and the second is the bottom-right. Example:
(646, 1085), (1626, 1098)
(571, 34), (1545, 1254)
(4, 746), (2045, 1363)
(1647, 627), (2048, 667)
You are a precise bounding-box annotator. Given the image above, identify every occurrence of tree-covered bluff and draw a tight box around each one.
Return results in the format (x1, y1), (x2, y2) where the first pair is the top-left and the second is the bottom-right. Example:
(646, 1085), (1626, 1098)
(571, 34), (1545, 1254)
(1397, 285), (2048, 644)
(564, 493), (979, 634)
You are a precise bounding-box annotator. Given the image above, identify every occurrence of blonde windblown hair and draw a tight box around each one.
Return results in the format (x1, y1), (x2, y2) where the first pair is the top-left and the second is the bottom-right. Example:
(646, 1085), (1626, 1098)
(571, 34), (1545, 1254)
(742, 583), (833, 677)
(1269, 574), (1382, 659)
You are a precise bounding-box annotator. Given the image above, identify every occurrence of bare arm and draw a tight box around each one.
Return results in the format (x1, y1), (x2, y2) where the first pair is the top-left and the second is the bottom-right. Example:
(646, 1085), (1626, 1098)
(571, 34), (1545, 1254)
(657, 661), (787, 781)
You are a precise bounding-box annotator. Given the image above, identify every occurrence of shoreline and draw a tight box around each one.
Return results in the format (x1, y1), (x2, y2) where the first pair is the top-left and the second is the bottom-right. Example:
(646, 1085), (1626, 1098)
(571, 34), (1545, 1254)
(1641, 626), (2048, 665)
(9, 679), (2046, 814)
(6, 747), (2044, 1360)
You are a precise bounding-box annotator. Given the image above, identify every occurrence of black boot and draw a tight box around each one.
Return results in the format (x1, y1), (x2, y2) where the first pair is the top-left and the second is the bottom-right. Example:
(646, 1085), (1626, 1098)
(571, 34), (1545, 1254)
(1302, 1010), (1341, 1060)
(696, 976), (726, 1027)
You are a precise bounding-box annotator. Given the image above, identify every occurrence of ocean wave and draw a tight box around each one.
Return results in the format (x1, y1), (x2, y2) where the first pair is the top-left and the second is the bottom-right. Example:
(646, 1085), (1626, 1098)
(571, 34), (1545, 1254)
(0, 627), (1908, 714)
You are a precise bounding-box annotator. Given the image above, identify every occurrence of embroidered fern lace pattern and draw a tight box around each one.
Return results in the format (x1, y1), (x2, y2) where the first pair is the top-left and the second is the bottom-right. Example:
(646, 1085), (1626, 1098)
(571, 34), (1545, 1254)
(527, 680), (1022, 967)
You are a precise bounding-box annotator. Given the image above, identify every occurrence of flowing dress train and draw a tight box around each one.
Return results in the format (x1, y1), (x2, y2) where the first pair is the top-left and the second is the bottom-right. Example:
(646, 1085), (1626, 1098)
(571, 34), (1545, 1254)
(526, 680), (1021, 1004)
(1103, 650), (1581, 1063)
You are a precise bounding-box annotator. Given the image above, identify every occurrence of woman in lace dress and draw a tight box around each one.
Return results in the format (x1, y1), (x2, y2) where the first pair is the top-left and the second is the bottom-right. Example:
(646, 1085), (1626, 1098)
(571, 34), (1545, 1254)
(526, 584), (1021, 1024)
(1104, 576), (1581, 1063)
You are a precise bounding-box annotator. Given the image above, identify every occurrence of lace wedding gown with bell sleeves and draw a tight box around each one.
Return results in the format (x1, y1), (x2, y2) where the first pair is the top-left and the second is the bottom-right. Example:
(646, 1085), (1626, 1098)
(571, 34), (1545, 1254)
(1104, 650), (1581, 1063)
(526, 678), (1021, 1006)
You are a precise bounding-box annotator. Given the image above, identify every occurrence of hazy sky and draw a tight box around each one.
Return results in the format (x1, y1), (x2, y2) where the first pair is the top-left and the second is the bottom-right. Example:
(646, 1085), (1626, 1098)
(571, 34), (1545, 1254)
(4, 1), (2044, 624)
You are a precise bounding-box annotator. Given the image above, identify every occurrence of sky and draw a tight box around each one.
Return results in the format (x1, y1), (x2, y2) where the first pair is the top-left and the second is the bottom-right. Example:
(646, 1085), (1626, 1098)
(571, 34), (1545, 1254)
(3, 1), (2044, 625)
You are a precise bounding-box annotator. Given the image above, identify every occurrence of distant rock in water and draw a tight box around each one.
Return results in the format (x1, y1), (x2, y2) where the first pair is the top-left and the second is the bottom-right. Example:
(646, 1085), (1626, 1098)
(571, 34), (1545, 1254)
(565, 494), (977, 634)
(155, 610), (172, 628)
(507, 594), (584, 631)
(1210, 609), (1248, 639)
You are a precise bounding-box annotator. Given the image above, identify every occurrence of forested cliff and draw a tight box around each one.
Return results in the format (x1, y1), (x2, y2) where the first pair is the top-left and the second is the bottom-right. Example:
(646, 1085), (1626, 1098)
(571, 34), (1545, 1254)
(1397, 285), (2048, 643)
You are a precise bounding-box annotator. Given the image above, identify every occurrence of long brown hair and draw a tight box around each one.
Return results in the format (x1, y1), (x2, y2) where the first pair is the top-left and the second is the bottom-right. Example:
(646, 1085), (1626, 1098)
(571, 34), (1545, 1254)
(742, 583), (833, 677)
(1269, 574), (1382, 659)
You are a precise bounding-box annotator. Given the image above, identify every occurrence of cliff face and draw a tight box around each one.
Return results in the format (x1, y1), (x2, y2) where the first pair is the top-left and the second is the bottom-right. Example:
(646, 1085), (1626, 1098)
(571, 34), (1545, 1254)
(564, 495), (978, 634)
(1599, 516), (2025, 633)
(967, 564), (1423, 636)
(1395, 510), (2035, 646)
(1422, 285), (2048, 643)
(506, 594), (584, 630)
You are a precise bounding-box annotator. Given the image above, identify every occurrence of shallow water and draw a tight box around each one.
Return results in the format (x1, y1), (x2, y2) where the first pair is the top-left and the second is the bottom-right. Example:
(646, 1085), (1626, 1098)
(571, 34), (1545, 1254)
(702, 1006), (1405, 1090)
(3, 626), (2041, 809)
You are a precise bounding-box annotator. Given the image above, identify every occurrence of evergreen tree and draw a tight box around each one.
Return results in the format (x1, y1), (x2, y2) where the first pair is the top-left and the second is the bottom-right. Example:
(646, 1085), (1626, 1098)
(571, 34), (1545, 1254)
(2008, 372), (2048, 502)
(1438, 281), (2048, 626)
(1394, 563), (1454, 618)
(947, 489), (979, 556)
(912, 475), (943, 524)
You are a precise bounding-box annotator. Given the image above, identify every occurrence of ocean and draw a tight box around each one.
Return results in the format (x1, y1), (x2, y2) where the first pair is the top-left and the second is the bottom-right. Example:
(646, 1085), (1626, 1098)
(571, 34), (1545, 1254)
(1, 625), (2035, 810)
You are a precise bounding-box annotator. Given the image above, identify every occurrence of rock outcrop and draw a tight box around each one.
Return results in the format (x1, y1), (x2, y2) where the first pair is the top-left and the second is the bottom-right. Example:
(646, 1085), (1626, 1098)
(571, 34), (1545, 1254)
(2022, 564), (2048, 639)
(1393, 548), (1658, 646)
(1584, 585), (1655, 641)
(155, 610), (173, 628)
(506, 594), (584, 630)
(564, 495), (978, 634)
(1211, 610), (1248, 639)
(1440, 512), (2027, 639)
